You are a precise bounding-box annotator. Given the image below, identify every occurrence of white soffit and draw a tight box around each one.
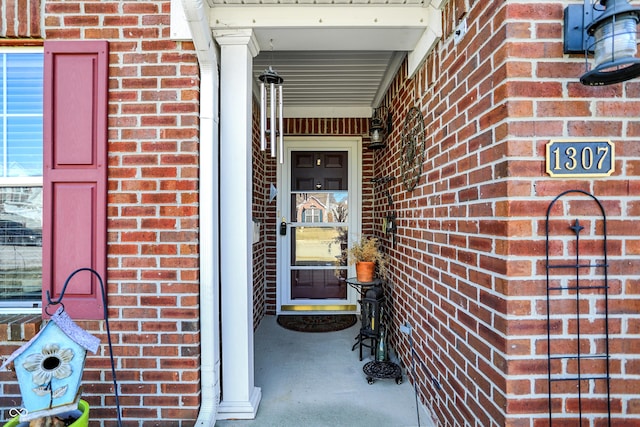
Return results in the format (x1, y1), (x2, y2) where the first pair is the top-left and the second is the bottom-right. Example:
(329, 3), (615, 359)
(253, 50), (406, 118)
(204, 2), (442, 117)
(209, 6), (434, 51)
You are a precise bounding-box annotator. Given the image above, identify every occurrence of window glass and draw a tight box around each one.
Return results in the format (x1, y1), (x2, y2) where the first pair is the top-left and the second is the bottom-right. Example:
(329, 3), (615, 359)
(1, 52), (43, 177)
(0, 50), (43, 309)
(291, 191), (348, 223)
(7, 115), (42, 176)
(0, 186), (42, 303)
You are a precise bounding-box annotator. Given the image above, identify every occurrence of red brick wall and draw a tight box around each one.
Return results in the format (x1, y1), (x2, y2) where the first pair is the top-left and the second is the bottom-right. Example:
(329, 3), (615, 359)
(252, 103), (271, 325)
(1, 1), (202, 425)
(378, 1), (640, 426)
(0, 0), (42, 38)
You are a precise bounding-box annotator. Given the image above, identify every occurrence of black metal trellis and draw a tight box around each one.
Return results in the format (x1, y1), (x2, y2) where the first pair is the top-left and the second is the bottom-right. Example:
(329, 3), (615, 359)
(545, 190), (611, 427)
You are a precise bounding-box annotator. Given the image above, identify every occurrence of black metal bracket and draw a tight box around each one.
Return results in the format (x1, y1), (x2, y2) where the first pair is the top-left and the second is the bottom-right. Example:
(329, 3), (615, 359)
(564, 1), (605, 54)
(371, 176), (397, 245)
(371, 176), (395, 207)
(45, 267), (105, 316)
(44, 267), (123, 427)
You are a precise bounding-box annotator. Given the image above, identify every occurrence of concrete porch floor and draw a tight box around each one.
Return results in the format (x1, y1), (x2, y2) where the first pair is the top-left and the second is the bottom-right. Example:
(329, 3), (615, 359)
(215, 315), (435, 427)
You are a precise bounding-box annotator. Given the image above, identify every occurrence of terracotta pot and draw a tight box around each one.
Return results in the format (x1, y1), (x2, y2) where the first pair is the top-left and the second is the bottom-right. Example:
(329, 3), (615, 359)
(3, 400), (89, 427)
(355, 261), (375, 283)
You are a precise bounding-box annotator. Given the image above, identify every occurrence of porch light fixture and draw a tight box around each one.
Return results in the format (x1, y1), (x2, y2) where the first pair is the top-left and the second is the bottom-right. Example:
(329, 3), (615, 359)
(564, 0), (640, 85)
(259, 66), (284, 163)
(368, 105), (392, 150)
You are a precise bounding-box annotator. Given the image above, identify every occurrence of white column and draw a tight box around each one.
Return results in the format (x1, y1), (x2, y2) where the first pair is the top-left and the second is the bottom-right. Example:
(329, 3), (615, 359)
(214, 29), (262, 419)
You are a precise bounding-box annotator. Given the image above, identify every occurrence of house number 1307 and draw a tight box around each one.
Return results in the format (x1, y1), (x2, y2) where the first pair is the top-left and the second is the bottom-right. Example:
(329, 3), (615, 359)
(545, 140), (615, 178)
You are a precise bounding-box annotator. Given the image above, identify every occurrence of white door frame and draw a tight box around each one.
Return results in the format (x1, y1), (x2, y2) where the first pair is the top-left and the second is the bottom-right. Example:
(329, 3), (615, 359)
(276, 136), (362, 315)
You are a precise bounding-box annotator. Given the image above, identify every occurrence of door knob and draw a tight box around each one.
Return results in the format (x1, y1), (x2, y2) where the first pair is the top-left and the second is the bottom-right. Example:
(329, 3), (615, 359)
(280, 217), (287, 235)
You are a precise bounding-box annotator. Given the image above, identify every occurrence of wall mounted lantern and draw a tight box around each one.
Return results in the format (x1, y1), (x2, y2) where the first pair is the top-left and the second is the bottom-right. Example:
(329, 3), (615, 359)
(564, 0), (640, 85)
(368, 106), (392, 150)
(259, 66), (284, 163)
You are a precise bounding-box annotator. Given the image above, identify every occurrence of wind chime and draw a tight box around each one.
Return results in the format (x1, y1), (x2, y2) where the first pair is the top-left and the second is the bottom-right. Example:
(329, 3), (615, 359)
(258, 64), (284, 164)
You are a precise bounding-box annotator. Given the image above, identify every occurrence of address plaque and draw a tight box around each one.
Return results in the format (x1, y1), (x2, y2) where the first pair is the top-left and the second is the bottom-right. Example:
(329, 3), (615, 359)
(545, 139), (615, 178)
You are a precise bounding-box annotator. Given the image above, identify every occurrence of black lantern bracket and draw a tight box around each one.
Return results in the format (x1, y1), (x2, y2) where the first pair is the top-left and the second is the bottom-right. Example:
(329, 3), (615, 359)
(564, 0), (604, 54)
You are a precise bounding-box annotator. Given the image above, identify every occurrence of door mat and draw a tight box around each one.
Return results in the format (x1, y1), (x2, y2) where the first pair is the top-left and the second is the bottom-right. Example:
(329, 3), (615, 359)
(277, 314), (357, 333)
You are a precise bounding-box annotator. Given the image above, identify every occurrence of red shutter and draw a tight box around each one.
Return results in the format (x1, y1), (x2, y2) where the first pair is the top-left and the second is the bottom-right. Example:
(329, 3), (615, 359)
(42, 41), (108, 319)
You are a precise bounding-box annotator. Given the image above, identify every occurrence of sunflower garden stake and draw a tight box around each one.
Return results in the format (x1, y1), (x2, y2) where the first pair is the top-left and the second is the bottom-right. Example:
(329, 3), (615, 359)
(1, 306), (99, 426)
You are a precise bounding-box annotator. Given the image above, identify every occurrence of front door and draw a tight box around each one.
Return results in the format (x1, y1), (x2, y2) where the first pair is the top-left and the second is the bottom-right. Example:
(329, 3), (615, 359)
(277, 137), (361, 313)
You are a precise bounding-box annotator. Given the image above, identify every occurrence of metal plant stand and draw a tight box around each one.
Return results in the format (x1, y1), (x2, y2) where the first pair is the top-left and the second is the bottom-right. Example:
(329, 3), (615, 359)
(545, 190), (611, 427)
(363, 360), (403, 385)
(346, 277), (383, 357)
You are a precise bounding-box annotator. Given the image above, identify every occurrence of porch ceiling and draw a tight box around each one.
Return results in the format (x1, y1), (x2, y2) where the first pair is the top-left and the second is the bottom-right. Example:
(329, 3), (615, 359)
(207, 0), (443, 118)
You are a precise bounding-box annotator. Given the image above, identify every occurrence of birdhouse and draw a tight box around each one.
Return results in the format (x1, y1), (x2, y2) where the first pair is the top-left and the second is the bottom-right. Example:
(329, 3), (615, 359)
(0, 307), (99, 422)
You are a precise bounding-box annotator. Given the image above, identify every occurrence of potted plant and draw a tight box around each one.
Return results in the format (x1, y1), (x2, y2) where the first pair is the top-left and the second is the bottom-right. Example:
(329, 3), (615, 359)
(341, 236), (388, 282)
(3, 400), (90, 427)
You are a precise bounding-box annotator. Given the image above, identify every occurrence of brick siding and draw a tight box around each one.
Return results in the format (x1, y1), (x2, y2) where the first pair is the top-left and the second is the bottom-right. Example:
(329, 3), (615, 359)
(1, 1), (201, 425)
(2, 0), (639, 426)
(373, 1), (640, 426)
(0, 0), (42, 38)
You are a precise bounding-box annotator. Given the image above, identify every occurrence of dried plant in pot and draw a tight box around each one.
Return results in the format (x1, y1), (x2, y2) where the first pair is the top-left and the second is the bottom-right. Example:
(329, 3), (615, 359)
(341, 236), (388, 283)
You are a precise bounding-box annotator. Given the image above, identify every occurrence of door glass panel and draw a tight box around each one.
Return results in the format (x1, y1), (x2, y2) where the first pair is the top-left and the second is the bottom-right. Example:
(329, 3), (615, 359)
(290, 226), (345, 266)
(291, 191), (348, 223)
